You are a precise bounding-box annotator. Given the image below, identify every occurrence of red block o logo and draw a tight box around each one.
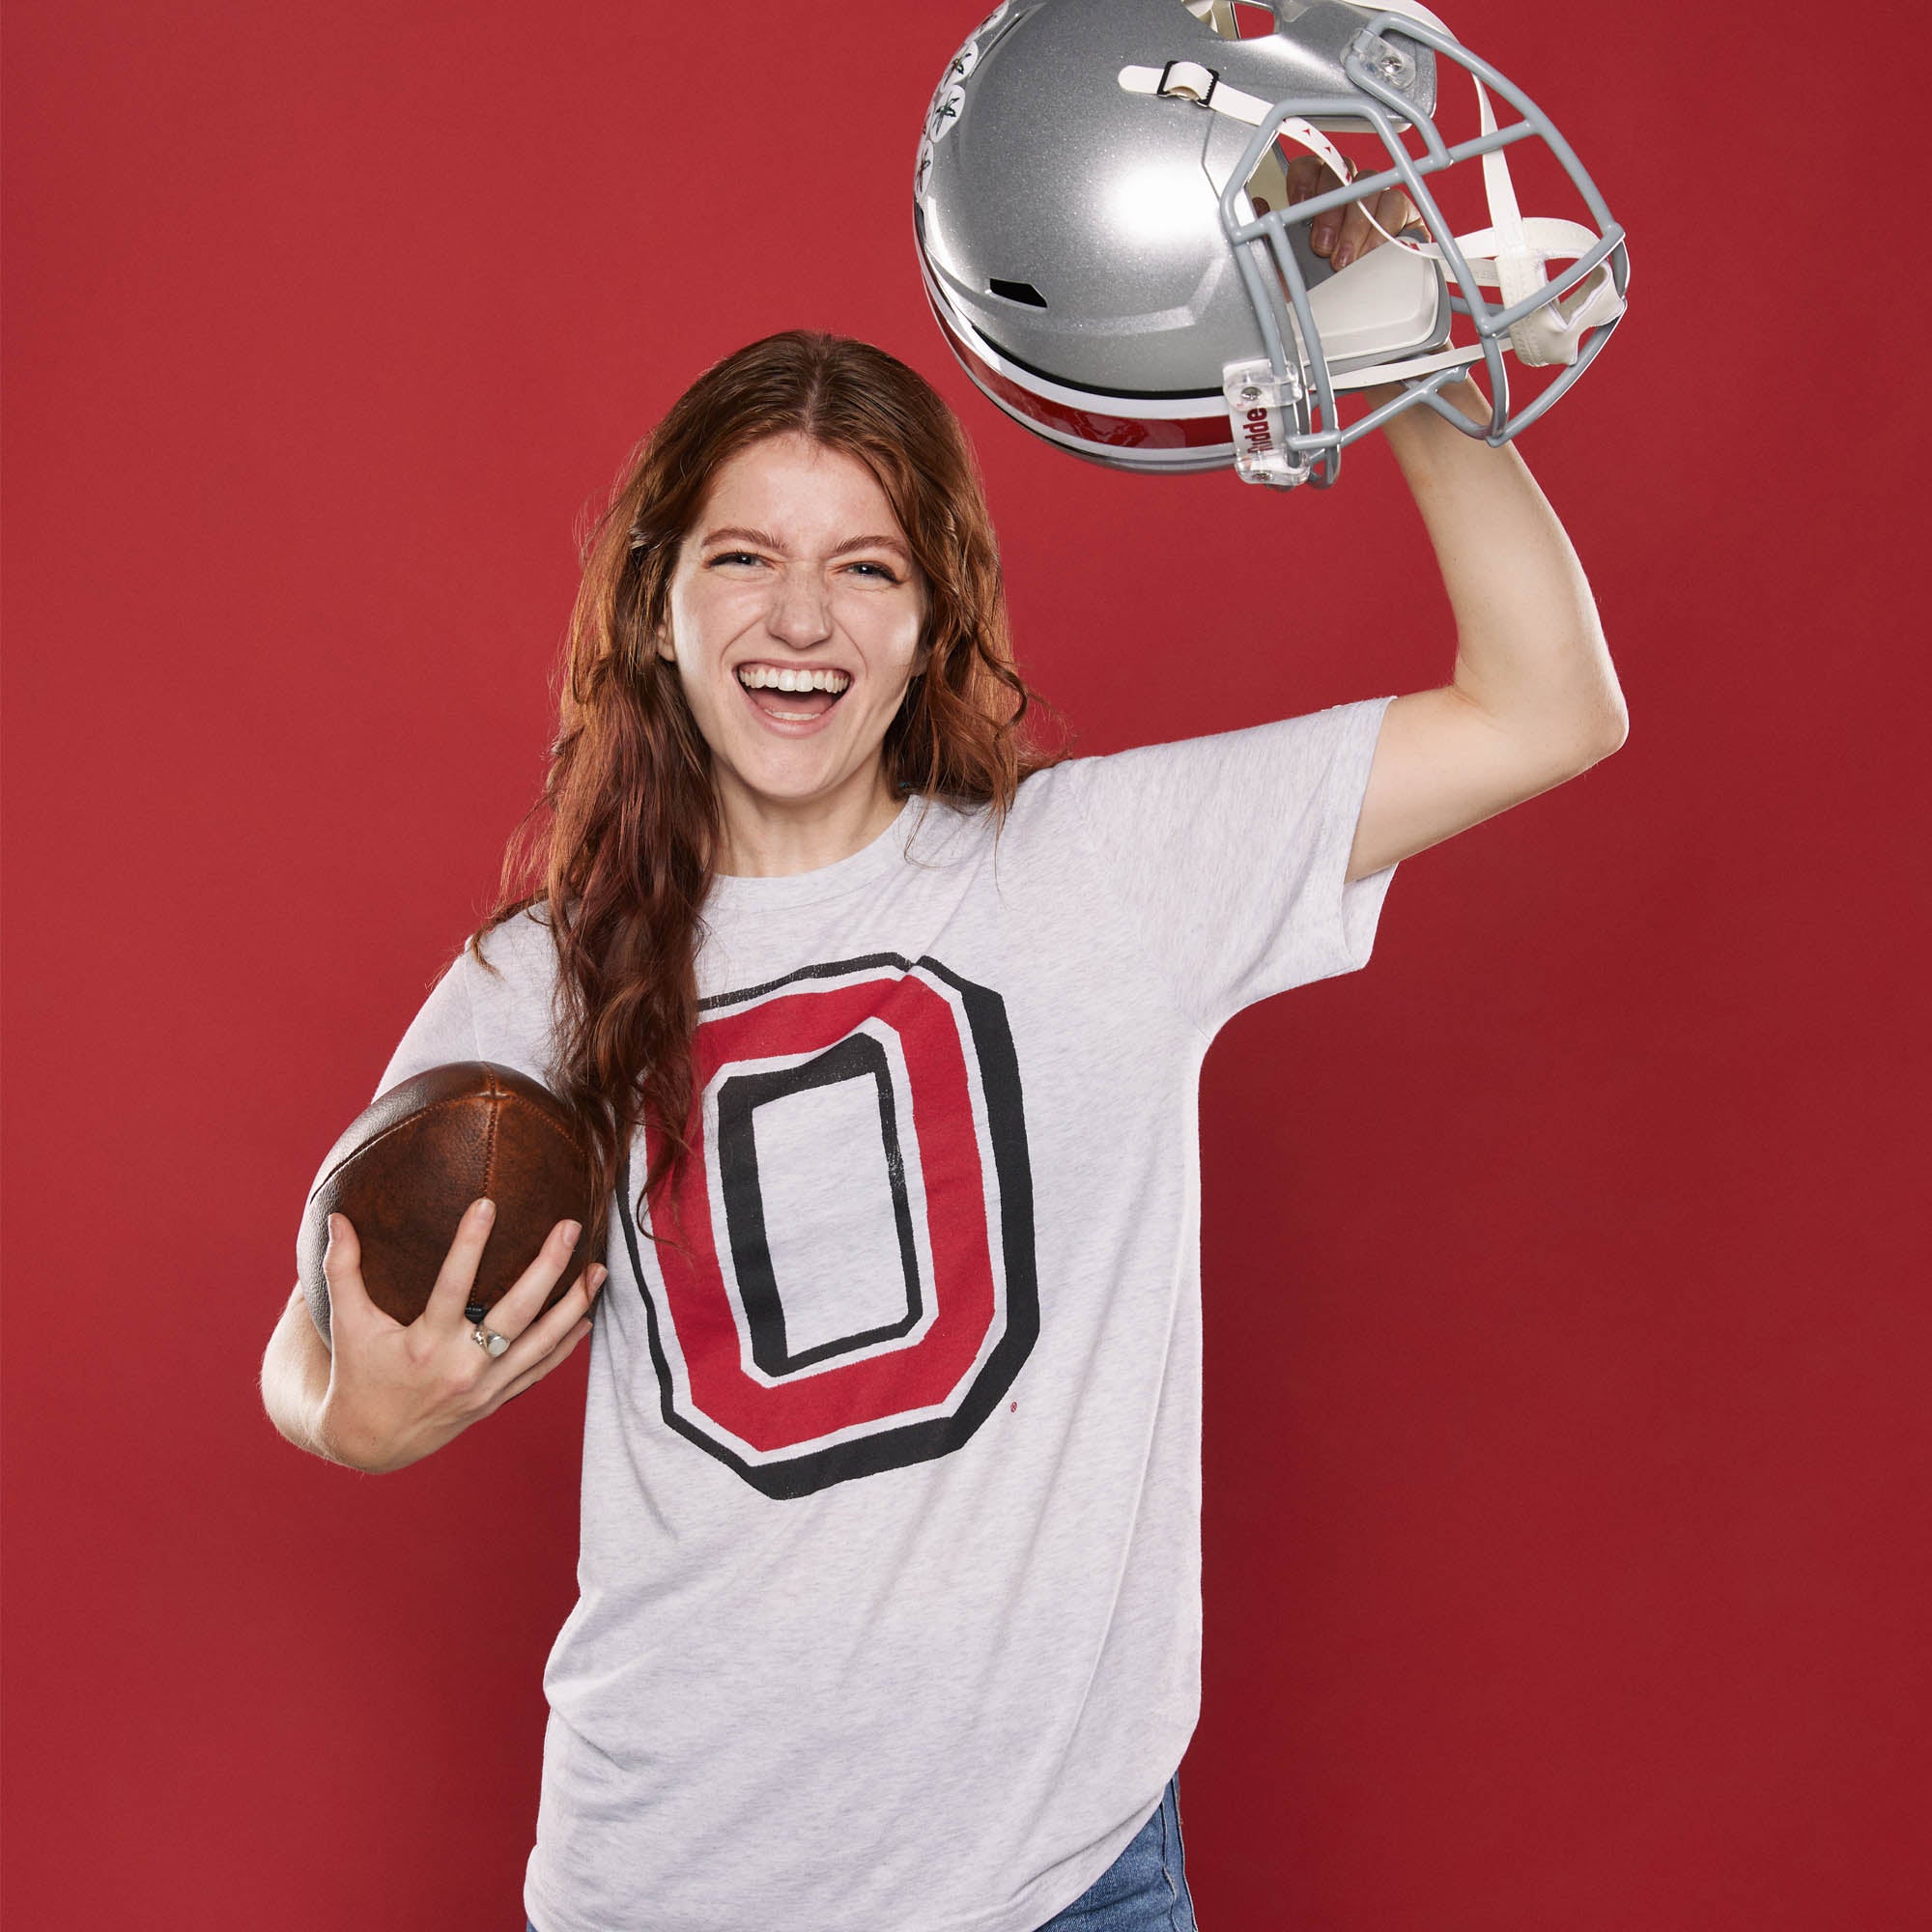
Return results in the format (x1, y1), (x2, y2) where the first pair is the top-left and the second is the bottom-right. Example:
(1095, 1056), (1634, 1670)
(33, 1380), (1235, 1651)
(613, 955), (1038, 1497)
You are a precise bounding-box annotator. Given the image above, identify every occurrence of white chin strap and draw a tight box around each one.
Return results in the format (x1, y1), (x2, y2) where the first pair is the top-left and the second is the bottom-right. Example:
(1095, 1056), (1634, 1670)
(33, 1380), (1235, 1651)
(1119, 58), (1624, 371)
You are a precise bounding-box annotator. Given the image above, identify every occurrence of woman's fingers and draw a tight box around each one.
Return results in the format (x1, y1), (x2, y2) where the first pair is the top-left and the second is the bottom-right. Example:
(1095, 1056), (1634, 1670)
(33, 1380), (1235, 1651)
(322, 1212), (393, 1336)
(422, 1196), (502, 1332)
(425, 1204), (586, 1342)
(471, 1215), (588, 1344)
(1281, 150), (1419, 268)
(1283, 153), (1349, 257)
(1281, 152), (1331, 205)
(494, 1314), (594, 1406)
(490, 1263), (606, 1382)
(1333, 186), (1418, 270)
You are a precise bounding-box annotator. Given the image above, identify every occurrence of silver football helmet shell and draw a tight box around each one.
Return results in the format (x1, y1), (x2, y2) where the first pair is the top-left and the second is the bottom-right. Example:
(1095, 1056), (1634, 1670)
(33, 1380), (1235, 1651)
(913, 0), (1628, 488)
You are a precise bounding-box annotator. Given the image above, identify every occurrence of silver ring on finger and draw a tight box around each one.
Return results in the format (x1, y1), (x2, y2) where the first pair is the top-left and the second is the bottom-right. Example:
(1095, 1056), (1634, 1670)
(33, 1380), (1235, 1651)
(471, 1321), (511, 1358)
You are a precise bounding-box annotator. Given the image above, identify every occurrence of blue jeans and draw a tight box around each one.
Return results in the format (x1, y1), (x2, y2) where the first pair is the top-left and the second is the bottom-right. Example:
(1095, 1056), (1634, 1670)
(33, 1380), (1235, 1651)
(523, 1771), (1198, 1931)
(1033, 1772), (1199, 1931)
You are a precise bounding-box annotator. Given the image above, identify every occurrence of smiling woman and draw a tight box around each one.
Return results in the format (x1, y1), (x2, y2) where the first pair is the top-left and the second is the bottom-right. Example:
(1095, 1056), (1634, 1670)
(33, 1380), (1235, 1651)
(502, 331), (1064, 1252)
(263, 299), (1622, 1932)
(654, 430), (938, 865)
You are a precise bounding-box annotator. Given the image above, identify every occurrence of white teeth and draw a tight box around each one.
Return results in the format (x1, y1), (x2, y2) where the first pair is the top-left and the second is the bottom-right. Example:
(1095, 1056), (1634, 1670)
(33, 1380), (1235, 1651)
(735, 666), (850, 694)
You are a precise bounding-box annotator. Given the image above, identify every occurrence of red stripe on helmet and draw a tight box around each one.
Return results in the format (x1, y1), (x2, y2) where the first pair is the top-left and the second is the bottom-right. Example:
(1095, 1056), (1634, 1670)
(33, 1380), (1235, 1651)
(928, 299), (1231, 454)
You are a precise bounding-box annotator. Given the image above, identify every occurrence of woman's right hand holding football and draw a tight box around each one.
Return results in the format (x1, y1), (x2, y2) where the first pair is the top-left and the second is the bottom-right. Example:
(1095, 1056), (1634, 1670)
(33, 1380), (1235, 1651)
(315, 1199), (605, 1473)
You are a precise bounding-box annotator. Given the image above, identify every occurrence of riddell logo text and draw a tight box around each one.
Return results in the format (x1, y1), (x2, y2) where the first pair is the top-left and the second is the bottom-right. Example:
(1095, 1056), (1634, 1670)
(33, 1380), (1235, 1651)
(1242, 407), (1273, 454)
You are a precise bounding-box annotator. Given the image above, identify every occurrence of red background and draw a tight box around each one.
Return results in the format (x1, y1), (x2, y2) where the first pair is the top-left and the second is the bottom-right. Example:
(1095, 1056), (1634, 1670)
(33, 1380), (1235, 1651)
(4, 2), (1925, 1927)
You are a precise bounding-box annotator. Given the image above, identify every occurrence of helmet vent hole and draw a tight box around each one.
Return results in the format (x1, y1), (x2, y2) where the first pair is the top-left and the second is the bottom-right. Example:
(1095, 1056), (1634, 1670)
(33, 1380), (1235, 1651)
(1180, 0), (1277, 38)
(989, 278), (1048, 308)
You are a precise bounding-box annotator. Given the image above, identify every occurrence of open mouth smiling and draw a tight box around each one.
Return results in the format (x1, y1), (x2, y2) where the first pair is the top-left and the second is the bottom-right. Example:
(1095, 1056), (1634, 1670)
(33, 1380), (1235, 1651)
(734, 662), (852, 728)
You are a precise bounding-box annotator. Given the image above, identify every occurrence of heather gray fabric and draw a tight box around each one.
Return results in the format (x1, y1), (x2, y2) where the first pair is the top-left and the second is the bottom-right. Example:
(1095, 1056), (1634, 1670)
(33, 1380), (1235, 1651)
(356, 695), (1398, 1932)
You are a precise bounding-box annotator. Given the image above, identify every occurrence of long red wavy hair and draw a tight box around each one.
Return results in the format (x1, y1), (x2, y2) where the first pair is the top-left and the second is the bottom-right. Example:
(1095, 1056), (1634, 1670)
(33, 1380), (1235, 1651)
(462, 329), (1065, 1242)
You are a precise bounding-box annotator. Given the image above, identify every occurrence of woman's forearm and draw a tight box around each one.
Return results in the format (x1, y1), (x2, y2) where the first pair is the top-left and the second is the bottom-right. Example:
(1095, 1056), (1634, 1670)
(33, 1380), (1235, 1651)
(1376, 379), (1629, 753)
(260, 1288), (350, 1466)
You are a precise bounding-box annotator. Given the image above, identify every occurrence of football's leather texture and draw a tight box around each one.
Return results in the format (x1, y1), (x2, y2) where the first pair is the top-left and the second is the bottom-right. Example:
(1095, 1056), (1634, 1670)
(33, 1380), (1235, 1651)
(297, 1062), (608, 1345)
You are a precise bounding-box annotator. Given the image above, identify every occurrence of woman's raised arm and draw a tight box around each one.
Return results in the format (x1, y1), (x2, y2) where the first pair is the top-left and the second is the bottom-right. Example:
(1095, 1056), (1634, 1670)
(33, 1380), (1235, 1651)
(1342, 380), (1631, 884)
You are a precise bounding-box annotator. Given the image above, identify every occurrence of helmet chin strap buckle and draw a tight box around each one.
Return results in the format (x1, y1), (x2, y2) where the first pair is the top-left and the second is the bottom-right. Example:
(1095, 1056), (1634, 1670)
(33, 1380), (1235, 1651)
(1222, 358), (1315, 490)
(1154, 58), (1220, 107)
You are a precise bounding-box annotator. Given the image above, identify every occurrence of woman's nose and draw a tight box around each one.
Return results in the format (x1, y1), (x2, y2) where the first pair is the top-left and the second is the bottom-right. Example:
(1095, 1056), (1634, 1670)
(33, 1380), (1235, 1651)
(766, 570), (833, 644)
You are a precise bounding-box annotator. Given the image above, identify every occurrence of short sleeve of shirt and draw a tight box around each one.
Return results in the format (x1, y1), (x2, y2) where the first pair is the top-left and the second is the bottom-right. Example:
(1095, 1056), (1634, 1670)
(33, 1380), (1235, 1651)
(293, 920), (562, 1279)
(289, 949), (480, 1294)
(368, 949), (481, 1102)
(367, 912), (563, 1104)
(1059, 694), (1400, 1036)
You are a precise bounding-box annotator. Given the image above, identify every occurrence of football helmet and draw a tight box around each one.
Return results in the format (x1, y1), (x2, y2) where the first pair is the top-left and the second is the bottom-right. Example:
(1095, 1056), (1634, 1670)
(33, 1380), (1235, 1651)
(913, 0), (1628, 488)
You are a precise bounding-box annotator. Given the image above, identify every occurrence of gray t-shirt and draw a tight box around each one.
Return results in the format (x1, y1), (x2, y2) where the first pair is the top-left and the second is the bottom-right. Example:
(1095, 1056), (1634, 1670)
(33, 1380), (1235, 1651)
(355, 695), (1398, 1932)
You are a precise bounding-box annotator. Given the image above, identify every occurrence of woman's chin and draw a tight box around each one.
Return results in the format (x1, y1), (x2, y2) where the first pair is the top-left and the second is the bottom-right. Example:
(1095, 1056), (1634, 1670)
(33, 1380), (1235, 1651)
(717, 740), (876, 813)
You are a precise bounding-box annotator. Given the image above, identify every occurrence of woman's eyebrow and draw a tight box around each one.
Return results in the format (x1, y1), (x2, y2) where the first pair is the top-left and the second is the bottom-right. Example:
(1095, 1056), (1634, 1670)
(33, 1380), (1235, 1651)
(703, 525), (911, 563)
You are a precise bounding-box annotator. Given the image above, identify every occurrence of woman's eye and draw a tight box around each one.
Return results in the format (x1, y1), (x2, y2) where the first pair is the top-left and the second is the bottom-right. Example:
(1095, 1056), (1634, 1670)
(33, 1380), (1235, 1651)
(704, 553), (896, 582)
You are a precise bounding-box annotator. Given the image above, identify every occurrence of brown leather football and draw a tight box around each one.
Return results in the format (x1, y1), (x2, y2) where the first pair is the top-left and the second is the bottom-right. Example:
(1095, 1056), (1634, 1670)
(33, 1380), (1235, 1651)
(297, 1062), (609, 1345)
